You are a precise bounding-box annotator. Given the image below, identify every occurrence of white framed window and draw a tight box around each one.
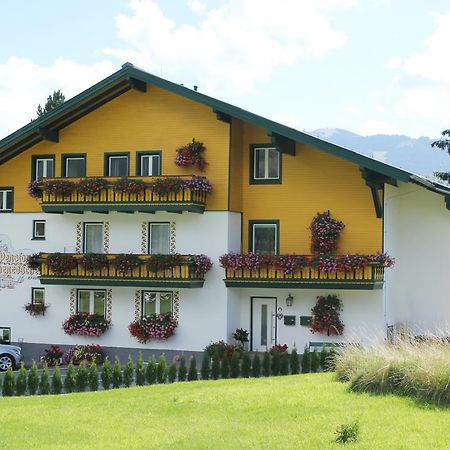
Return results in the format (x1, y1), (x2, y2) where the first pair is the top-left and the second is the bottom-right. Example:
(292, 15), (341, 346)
(140, 153), (161, 176)
(0, 189), (13, 212)
(142, 291), (173, 317)
(77, 290), (106, 317)
(107, 155), (129, 176)
(251, 222), (278, 254)
(32, 288), (45, 305)
(65, 156), (86, 177)
(33, 220), (46, 239)
(252, 147), (280, 182)
(83, 223), (104, 253)
(35, 157), (54, 180)
(148, 223), (170, 254)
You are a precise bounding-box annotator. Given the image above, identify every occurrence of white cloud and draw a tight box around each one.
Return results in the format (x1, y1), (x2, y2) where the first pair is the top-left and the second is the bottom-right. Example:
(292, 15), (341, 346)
(0, 57), (115, 138)
(187, 0), (206, 14)
(384, 56), (402, 69)
(359, 119), (402, 136)
(104, 0), (355, 96)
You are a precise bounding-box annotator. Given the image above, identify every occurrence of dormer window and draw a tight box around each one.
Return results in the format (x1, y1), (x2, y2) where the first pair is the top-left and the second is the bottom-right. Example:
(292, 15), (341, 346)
(250, 145), (281, 184)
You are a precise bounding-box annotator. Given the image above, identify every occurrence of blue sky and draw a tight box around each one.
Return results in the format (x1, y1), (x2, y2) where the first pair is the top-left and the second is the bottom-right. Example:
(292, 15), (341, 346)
(1, 0), (450, 139)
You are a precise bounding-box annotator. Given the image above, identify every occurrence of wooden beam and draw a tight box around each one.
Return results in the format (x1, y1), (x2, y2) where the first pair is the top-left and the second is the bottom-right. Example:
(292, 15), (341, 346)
(213, 109), (232, 123)
(360, 168), (389, 219)
(37, 127), (59, 143)
(269, 132), (296, 156)
(128, 77), (147, 93)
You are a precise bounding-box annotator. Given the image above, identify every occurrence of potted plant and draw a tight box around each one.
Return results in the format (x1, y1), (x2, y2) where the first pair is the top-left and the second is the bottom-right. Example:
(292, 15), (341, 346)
(47, 253), (77, 275)
(81, 253), (109, 272)
(151, 177), (184, 196)
(78, 178), (109, 196)
(24, 302), (48, 316)
(112, 177), (147, 194)
(62, 313), (110, 337)
(174, 139), (207, 171)
(114, 254), (141, 274)
(42, 345), (64, 366)
(128, 314), (178, 343)
(232, 328), (249, 348)
(310, 294), (344, 336)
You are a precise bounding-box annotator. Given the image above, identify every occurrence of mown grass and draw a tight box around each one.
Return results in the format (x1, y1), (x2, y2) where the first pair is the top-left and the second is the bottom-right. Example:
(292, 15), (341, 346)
(1, 373), (449, 449)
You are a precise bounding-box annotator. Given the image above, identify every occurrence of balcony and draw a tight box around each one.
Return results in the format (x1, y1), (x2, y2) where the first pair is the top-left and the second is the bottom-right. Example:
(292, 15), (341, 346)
(34, 175), (210, 214)
(220, 254), (389, 290)
(37, 253), (209, 288)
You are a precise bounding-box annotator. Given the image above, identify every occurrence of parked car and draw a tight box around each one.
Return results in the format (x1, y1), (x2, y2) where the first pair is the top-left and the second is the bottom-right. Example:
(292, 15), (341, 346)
(0, 344), (23, 371)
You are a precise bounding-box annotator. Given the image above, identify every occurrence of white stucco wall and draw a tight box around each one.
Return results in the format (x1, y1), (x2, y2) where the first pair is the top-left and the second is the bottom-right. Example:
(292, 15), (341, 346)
(384, 182), (450, 334)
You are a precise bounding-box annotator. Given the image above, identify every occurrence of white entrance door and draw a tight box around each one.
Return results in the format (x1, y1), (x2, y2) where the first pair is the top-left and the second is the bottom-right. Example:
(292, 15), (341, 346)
(252, 297), (277, 352)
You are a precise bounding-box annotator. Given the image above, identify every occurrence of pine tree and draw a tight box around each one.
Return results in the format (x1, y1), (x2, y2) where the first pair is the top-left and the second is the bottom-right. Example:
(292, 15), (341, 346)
(168, 359), (177, 383)
(28, 360), (39, 395)
(146, 356), (157, 385)
(101, 358), (113, 390)
(188, 356), (198, 381)
(211, 353), (221, 380)
(301, 347), (311, 373)
(221, 356), (230, 379)
(64, 362), (76, 393)
(200, 352), (211, 380)
(15, 363), (27, 396)
(36, 90), (65, 117)
(230, 352), (241, 378)
(112, 357), (123, 388)
(2, 367), (15, 396)
(280, 352), (290, 375)
(178, 356), (187, 382)
(252, 353), (261, 378)
(123, 356), (134, 387)
(262, 352), (271, 377)
(290, 349), (300, 375)
(39, 362), (50, 395)
(135, 353), (146, 386)
(76, 362), (88, 392)
(271, 351), (281, 376)
(311, 350), (320, 373)
(241, 353), (252, 378)
(157, 354), (167, 384)
(325, 347), (337, 372)
(88, 362), (99, 391)
(51, 365), (63, 394)
(319, 345), (328, 371)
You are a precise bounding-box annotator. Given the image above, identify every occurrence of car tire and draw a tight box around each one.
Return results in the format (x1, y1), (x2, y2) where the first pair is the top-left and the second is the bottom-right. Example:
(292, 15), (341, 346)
(0, 354), (14, 372)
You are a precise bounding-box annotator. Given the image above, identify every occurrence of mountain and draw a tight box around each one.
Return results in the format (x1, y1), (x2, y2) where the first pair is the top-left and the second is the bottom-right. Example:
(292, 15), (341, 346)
(310, 128), (449, 178)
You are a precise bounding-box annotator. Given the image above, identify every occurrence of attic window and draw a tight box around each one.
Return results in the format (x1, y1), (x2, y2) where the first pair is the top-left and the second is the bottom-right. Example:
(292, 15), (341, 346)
(250, 145), (281, 184)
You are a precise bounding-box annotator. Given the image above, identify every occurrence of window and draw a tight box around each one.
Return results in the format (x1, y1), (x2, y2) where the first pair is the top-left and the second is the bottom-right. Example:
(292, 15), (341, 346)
(63, 154), (86, 177)
(137, 152), (161, 176)
(105, 153), (129, 176)
(33, 156), (54, 181)
(0, 327), (11, 344)
(32, 288), (45, 305)
(77, 290), (106, 317)
(83, 223), (104, 253)
(148, 223), (170, 254)
(32, 220), (46, 239)
(250, 145), (281, 184)
(249, 221), (279, 254)
(0, 188), (13, 212)
(142, 291), (173, 317)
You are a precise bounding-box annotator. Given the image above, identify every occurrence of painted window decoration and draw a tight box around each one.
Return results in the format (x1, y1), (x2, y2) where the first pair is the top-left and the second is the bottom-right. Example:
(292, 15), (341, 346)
(83, 223), (104, 253)
(0, 188), (13, 212)
(77, 290), (106, 318)
(252, 147), (280, 182)
(107, 155), (129, 176)
(64, 155), (86, 177)
(142, 291), (173, 318)
(148, 223), (170, 254)
(35, 157), (54, 180)
(251, 222), (278, 254)
(33, 220), (46, 239)
(138, 152), (161, 176)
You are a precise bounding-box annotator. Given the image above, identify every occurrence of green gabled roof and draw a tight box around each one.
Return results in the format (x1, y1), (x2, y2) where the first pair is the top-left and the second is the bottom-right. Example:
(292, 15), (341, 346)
(1, 62), (449, 195)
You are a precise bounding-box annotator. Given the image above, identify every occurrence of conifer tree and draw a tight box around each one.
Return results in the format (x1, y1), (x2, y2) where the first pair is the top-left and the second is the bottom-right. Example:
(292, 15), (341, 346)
(2, 367), (15, 396)
(146, 356), (157, 384)
(178, 356), (187, 382)
(325, 347), (337, 372)
(262, 352), (271, 377)
(188, 355), (198, 381)
(290, 349), (300, 375)
(88, 361), (99, 391)
(76, 362), (88, 392)
(319, 345), (328, 371)
(123, 356), (134, 387)
(135, 353), (146, 386)
(36, 90), (65, 117)
(157, 354), (167, 384)
(51, 365), (63, 395)
(168, 359), (177, 383)
(301, 347), (311, 373)
(200, 352), (211, 380)
(252, 353), (261, 378)
(112, 357), (123, 388)
(230, 352), (241, 378)
(28, 360), (39, 395)
(39, 362), (50, 395)
(15, 363), (27, 396)
(101, 357), (113, 390)
(280, 352), (290, 375)
(211, 353), (220, 380)
(311, 350), (320, 373)
(241, 353), (252, 378)
(221, 356), (230, 379)
(271, 351), (281, 376)
(64, 362), (76, 393)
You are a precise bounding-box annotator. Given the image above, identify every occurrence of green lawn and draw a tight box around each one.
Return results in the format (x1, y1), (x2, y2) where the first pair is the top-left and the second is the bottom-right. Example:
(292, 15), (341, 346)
(1, 373), (449, 449)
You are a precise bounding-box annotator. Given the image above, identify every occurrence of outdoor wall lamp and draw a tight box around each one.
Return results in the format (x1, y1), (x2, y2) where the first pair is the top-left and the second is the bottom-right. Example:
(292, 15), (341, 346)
(286, 293), (294, 307)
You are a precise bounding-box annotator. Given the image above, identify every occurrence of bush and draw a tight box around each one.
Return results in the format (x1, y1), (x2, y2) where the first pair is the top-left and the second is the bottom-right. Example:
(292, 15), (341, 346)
(204, 340), (243, 360)
(230, 352), (241, 378)
(101, 358), (113, 390)
(221, 356), (230, 379)
(157, 354), (167, 384)
(28, 360), (39, 395)
(252, 354), (261, 378)
(241, 353), (252, 378)
(146, 356), (157, 385)
(200, 352), (210, 380)
(88, 362), (99, 391)
(64, 362), (76, 393)
(262, 352), (271, 377)
(188, 356), (198, 381)
(123, 356), (134, 388)
(271, 351), (281, 376)
(311, 350), (320, 373)
(280, 352), (290, 375)
(178, 356), (187, 382)
(64, 344), (105, 365)
(39, 362), (50, 395)
(2, 367), (15, 396)
(325, 347), (337, 372)
(168, 359), (177, 383)
(135, 353), (146, 386)
(112, 357), (122, 388)
(301, 347), (311, 373)
(335, 421), (360, 444)
(51, 365), (63, 395)
(76, 362), (88, 392)
(211, 353), (220, 380)
(15, 363), (27, 396)
(290, 349), (300, 375)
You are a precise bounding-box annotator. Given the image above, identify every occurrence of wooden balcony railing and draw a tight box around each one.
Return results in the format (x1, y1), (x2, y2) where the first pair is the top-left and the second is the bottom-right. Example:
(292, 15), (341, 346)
(38, 176), (208, 213)
(38, 253), (206, 288)
(223, 262), (385, 290)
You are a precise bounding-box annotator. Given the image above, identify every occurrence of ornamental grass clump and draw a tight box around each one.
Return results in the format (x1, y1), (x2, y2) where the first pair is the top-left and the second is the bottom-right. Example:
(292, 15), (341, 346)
(63, 313), (110, 337)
